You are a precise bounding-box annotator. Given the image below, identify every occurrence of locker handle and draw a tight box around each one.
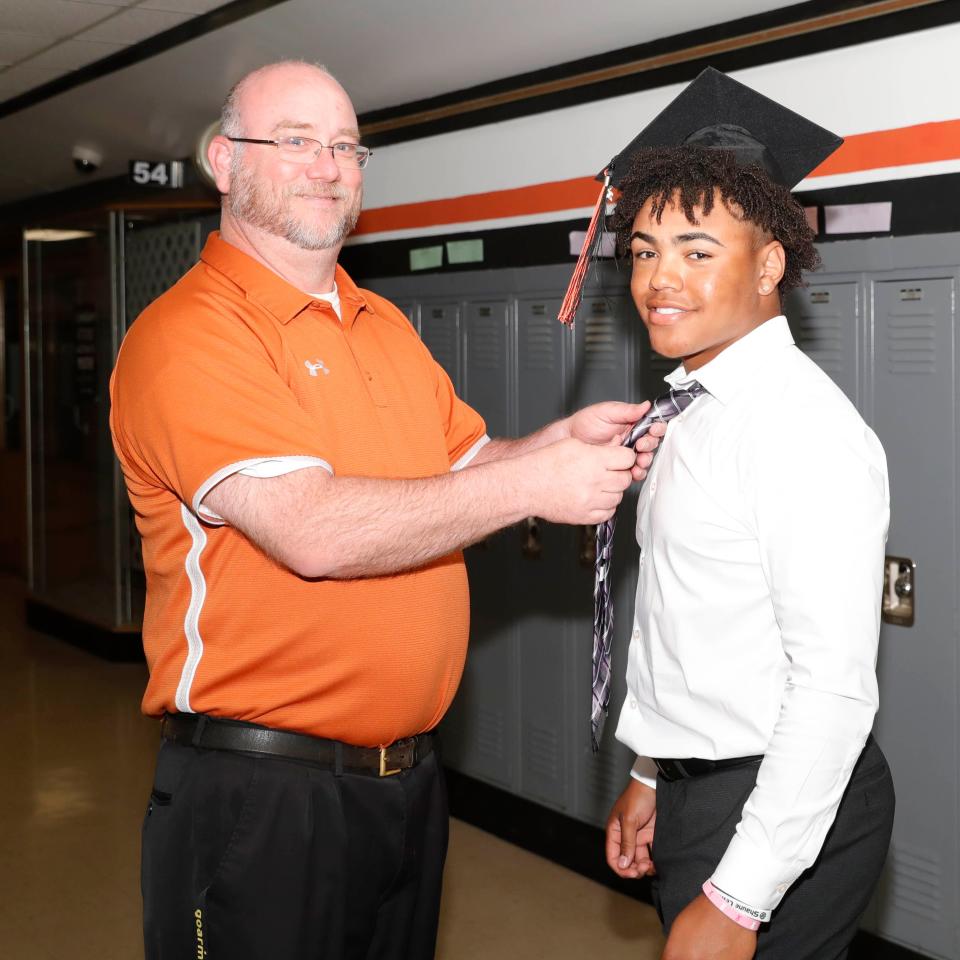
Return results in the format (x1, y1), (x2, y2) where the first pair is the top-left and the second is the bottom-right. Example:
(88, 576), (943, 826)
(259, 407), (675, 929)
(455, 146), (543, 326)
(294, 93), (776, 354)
(881, 555), (915, 627)
(578, 525), (596, 568)
(521, 516), (542, 559)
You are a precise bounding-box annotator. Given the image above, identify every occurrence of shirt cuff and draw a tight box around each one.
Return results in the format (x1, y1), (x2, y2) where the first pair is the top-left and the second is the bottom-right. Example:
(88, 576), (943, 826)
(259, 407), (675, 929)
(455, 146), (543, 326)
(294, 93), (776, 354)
(451, 434), (491, 471)
(194, 456), (334, 524)
(629, 756), (659, 790)
(711, 830), (797, 912)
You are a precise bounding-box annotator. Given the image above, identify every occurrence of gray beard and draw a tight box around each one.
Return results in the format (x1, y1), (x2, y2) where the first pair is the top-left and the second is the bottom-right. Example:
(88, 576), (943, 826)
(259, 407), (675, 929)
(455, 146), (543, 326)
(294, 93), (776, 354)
(228, 161), (361, 251)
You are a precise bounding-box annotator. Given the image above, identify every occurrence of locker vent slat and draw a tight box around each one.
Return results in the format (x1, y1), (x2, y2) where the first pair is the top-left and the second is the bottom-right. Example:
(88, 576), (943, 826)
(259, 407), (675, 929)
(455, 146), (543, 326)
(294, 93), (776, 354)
(888, 843), (943, 922)
(476, 707), (505, 760)
(796, 314), (843, 374)
(522, 314), (555, 371)
(525, 724), (560, 781)
(470, 313), (503, 370)
(887, 312), (936, 375)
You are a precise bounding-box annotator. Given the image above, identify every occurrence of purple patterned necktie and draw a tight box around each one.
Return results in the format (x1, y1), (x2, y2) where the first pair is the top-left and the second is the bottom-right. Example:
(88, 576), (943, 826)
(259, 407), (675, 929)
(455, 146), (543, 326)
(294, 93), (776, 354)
(591, 382), (707, 751)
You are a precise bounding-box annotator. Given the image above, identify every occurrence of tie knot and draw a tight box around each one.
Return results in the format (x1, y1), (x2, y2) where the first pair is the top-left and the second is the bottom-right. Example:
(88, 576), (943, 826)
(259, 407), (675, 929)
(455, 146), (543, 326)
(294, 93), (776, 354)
(652, 381), (706, 422)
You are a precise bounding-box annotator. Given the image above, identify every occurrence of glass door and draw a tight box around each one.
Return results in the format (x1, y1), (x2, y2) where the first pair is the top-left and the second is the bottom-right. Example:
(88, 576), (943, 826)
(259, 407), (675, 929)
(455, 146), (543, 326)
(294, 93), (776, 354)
(24, 213), (132, 628)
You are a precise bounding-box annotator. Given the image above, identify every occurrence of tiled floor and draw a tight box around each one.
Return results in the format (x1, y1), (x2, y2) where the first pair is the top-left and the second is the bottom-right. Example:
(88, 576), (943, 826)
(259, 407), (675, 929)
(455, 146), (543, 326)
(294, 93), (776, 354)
(0, 574), (664, 960)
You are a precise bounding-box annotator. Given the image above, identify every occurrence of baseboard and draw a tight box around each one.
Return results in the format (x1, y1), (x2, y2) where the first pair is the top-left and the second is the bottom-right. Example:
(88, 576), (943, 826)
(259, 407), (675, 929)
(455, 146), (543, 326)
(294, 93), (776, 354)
(444, 768), (929, 960)
(25, 597), (145, 663)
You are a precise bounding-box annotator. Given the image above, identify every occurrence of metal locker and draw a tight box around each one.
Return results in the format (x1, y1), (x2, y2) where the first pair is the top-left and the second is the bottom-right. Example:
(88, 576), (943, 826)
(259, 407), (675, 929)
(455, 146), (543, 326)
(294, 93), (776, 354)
(514, 296), (576, 810)
(392, 300), (419, 335)
(446, 298), (519, 790)
(784, 279), (861, 405)
(419, 301), (461, 392)
(569, 293), (644, 826)
(867, 275), (958, 958)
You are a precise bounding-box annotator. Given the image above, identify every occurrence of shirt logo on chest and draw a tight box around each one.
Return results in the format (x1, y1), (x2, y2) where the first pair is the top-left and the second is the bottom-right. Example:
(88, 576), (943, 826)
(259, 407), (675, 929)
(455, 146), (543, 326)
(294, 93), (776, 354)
(304, 359), (330, 377)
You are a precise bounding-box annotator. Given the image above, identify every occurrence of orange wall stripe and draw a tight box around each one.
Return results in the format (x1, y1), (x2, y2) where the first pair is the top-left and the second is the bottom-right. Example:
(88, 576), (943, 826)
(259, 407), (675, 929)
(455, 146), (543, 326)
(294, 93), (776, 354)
(355, 120), (960, 236)
(354, 176), (600, 235)
(811, 118), (960, 176)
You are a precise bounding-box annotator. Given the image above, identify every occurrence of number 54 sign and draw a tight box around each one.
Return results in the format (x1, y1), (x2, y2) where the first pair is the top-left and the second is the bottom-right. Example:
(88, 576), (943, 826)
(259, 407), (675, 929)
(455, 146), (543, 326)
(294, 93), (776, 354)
(129, 159), (185, 188)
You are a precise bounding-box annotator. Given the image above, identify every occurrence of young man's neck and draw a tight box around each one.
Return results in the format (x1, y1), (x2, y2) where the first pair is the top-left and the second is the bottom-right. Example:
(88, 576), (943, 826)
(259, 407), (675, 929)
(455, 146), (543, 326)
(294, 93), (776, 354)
(683, 306), (782, 372)
(219, 212), (340, 294)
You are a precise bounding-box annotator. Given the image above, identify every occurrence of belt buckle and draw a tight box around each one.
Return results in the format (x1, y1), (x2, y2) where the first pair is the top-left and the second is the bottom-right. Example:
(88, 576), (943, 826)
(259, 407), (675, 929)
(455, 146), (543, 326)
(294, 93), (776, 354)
(379, 745), (402, 777)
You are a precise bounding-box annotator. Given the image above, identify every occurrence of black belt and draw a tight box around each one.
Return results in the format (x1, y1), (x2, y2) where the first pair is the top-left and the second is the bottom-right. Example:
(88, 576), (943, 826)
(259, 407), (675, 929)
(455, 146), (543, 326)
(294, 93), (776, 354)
(653, 754), (764, 782)
(160, 713), (433, 777)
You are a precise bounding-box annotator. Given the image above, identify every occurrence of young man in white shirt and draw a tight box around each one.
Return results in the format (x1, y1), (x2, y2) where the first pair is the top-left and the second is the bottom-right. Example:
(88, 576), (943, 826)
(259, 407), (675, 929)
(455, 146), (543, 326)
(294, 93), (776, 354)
(601, 70), (895, 960)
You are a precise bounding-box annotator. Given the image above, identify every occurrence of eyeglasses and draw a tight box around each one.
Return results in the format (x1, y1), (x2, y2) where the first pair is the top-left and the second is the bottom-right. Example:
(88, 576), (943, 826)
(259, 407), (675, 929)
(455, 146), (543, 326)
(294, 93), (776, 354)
(226, 136), (372, 169)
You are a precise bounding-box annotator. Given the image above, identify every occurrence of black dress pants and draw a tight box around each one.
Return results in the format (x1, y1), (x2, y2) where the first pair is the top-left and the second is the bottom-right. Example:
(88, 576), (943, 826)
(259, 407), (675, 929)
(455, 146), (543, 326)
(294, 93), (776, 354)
(142, 739), (448, 960)
(651, 736), (895, 960)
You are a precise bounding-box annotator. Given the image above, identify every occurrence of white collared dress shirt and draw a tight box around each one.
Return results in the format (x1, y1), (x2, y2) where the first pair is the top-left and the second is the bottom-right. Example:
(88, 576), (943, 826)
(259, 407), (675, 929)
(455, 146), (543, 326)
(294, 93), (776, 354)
(615, 315), (890, 913)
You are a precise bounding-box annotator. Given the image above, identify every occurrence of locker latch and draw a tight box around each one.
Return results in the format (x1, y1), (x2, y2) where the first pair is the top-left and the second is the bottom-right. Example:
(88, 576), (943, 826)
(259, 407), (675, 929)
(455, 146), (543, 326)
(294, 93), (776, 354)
(521, 517), (542, 559)
(882, 555), (915, 627)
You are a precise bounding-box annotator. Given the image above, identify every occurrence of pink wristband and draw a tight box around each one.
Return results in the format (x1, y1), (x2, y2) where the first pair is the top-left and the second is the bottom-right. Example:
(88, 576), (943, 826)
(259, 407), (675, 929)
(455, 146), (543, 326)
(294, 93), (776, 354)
(702, 880), (762, 931)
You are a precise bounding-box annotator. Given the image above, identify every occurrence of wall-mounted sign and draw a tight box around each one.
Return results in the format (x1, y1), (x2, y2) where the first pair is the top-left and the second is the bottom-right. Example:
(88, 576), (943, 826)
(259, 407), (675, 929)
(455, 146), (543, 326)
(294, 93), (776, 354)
(129, 160), (185, 188)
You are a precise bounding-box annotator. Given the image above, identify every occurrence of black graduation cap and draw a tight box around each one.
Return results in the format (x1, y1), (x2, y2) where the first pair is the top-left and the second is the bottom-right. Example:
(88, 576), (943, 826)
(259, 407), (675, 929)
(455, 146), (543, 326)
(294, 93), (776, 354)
(558, 66), (841, 324)
(604, 66), (842, 190)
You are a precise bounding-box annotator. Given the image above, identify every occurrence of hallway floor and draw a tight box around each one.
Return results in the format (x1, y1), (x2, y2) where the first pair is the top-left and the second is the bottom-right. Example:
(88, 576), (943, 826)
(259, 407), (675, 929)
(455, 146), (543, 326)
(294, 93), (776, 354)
(0, 574), (664, 960)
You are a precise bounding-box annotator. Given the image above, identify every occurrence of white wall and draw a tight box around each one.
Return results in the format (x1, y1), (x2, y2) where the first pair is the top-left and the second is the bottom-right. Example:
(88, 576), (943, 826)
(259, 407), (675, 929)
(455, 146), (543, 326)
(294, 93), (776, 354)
(352, 22), (960, 243)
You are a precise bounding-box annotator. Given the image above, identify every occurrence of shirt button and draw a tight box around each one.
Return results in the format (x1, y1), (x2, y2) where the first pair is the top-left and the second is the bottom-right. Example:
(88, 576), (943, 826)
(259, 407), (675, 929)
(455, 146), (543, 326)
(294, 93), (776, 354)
(775, 883), (788, 894)
(629, 698), (638, 710)
(650, 480), (657, 494)
(632, 628), (640, 640)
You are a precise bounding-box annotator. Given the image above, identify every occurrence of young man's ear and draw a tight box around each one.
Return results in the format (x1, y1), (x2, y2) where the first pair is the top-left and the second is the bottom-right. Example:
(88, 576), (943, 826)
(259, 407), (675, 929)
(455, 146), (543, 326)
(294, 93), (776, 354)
(758, 240), (786, 297)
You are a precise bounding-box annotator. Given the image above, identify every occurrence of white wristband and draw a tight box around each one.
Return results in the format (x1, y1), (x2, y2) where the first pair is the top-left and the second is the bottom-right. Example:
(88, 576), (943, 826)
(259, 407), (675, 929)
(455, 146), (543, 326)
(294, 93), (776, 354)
(702, 879), (770, 928)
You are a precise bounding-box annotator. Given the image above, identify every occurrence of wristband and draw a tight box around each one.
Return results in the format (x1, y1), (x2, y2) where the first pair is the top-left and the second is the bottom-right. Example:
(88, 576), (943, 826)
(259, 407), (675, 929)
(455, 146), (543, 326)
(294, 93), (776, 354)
(702, 879), (766, 931)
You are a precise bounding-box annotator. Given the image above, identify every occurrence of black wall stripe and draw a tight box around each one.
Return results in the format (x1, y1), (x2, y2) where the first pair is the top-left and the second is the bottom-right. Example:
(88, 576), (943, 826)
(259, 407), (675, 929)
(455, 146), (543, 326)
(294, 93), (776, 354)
(359, 0), (960, 148)
(339, 172), (960, 282)
(3, 2), (956, 222)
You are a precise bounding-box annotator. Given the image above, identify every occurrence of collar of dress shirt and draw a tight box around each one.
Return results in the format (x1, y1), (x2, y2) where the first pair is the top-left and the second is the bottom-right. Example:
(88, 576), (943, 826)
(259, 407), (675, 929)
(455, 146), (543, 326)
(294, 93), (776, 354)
(663, 315), (795, 405)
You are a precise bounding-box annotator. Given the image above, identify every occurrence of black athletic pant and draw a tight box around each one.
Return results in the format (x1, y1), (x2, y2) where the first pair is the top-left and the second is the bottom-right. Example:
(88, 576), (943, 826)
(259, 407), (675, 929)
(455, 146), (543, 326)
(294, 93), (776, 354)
(651, 735), (895, 960)
(142, 739), (448, 960)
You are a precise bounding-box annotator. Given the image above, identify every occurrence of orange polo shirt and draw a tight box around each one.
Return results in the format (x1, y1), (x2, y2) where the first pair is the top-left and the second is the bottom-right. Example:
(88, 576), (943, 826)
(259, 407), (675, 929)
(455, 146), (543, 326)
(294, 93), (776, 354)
(109, 232), (487, 746)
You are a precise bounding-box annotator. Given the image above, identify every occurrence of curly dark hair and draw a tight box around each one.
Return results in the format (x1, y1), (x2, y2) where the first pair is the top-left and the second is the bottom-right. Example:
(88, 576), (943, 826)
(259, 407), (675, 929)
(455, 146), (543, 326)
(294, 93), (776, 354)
(610, 145), (819, 294)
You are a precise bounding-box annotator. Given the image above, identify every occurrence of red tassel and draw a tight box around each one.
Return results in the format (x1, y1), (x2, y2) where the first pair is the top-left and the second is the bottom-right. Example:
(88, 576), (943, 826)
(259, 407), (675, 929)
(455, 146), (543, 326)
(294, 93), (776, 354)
(557, 173), (610, 326)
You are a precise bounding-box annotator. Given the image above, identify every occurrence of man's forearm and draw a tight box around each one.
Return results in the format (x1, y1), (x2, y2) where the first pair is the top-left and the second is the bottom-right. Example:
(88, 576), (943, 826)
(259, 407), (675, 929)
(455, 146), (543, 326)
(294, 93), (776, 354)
(469, 418), (569, 465)
(288, 460), (535, 577)
(204, 435), (632, 579)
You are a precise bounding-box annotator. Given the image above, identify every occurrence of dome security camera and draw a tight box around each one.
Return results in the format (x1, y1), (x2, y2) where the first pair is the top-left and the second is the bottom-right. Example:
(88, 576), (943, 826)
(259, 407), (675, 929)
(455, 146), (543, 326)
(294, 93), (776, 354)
(72, 144), (103, 173)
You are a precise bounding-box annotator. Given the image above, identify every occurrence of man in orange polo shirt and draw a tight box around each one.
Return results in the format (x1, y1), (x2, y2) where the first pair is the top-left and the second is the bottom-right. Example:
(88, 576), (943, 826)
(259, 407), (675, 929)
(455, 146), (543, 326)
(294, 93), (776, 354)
(110, 60), (663, 960)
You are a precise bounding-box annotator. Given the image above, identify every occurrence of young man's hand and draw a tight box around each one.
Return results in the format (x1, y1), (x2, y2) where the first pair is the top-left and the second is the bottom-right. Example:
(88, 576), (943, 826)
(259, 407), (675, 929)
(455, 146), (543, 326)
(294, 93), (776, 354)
(605, 778), (657, 878)
(661, 894), (757, 960)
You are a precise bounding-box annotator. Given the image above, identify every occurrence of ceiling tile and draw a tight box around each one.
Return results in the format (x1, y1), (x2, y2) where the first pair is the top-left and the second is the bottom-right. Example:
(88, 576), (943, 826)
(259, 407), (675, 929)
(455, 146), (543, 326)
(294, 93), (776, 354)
(141, 0), (230, 12)
(80, 7), (194, 44)
(20, 38), (126, 72)
(2, 0), (116, 38)
(0, 75), (49, 101)
(60, 0), (141, 7)
(0, 33), (52, 66)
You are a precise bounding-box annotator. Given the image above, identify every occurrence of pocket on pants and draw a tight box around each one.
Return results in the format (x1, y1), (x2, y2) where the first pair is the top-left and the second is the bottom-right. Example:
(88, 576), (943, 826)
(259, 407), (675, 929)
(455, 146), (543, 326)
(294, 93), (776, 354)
(192, 750), (263, 896)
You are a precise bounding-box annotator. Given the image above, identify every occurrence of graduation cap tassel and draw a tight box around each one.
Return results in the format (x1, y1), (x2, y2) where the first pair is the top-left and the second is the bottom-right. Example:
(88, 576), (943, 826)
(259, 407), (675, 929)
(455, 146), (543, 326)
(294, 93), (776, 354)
(557, 172), (610, 327)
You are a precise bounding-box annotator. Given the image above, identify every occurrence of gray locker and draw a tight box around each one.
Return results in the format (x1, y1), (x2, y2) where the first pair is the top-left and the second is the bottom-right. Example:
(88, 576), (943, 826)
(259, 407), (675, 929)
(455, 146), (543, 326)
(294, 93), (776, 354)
(869, 275), (957, 958)
(785, 279), (861, 404)
(449, 299), (519, 790)
(392, 299), (419, 335)
(419, 301), (460, 391)
(785, 240), (960, 960)
(569, 293), (645, 824)
(515, 296), (577, 810)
